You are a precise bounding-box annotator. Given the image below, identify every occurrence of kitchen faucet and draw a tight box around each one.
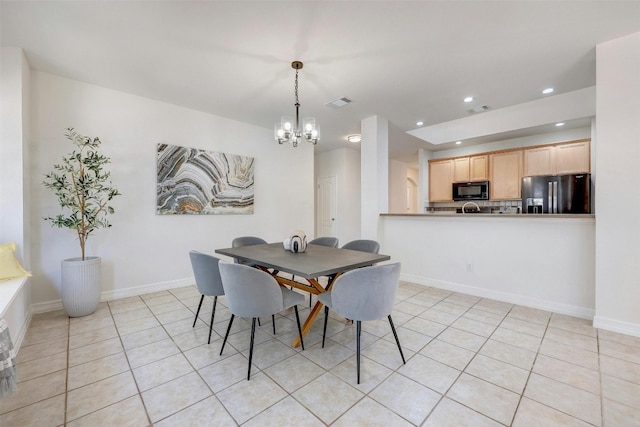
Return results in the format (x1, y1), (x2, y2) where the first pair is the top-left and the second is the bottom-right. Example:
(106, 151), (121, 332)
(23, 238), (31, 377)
(461, 201), (480, 214)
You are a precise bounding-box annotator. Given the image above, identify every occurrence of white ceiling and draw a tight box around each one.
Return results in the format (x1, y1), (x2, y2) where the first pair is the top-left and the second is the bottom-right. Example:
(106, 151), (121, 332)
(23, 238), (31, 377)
(2, 1), (639, 162)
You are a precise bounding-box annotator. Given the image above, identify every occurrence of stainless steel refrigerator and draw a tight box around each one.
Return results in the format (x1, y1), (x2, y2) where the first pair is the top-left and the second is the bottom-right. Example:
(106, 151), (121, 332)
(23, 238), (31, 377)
(522, 173), (591, 214)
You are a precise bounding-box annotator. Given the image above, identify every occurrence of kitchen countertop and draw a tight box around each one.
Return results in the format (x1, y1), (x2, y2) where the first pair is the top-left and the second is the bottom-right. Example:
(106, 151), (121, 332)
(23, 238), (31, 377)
(381, 212), (595, 219)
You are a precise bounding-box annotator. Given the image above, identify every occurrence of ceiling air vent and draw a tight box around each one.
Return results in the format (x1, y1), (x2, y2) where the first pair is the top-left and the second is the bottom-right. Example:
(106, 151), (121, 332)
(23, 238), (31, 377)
(466, 105), (489, 114)
(326, 97), (352, 109)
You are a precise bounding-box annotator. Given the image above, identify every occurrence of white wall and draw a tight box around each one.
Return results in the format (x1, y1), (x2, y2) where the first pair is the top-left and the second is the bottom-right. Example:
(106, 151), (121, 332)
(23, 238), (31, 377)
(315, 148), (361, 245)
(380, 215), (596, 318)
(0, 48), (30, 263)
(0, 48), (32, 345)
(29, 71), (314, 309)
(594, 32), (640, 335)
(407, 167), (418, 213)
(361, 116), (389, 239)
(388, 159), (408, 213)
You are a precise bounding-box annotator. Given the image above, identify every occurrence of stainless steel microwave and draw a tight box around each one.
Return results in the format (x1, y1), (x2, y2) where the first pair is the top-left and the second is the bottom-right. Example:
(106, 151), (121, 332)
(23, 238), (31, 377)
(452, 181), (490, 201)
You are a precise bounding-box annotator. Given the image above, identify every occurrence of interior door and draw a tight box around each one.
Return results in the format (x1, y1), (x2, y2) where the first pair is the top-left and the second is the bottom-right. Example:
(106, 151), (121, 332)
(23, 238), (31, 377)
(317, 175), (337, 237)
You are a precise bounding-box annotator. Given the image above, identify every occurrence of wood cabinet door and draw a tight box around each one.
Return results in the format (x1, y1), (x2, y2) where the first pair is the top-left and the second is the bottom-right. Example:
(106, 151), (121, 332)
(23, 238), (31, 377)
(555, 141), (590, 174)
(490, 151), (523, 200)
(453, 157), (470, 182)
(429, 159), (454, 202)
(469, 155), (488, 181)
(524, 146), (555, 176)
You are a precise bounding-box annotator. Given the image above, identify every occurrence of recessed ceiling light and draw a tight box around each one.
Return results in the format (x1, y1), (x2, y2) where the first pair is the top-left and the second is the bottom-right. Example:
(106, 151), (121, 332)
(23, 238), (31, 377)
(455, 141), (462, 145)
(463, 96), (474, 103)
(416, 121), (424, 126)
(347, 134), (362, 143)
(542, 88), (554, 94)
(555, 122), (565, 127)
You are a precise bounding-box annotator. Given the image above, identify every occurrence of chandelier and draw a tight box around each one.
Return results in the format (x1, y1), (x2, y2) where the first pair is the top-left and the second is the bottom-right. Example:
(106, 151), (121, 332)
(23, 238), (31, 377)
(274, 61), (319, 147)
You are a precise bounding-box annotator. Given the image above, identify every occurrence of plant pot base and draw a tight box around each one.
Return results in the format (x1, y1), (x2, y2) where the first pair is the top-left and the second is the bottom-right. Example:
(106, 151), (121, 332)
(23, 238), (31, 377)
(61, 257), (101, 317)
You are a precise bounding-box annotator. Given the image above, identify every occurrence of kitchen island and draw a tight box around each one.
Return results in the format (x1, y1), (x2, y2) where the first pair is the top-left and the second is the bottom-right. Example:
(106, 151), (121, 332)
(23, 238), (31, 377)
(378, 213), (595, 320)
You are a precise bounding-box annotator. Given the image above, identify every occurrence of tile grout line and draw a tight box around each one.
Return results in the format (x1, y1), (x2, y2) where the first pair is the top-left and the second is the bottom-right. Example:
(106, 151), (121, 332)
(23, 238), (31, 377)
(108, 296), (154, 427)
(155, 289), (240, 425)
(499, 303), (549, 426)
(64, 316), (70, 426)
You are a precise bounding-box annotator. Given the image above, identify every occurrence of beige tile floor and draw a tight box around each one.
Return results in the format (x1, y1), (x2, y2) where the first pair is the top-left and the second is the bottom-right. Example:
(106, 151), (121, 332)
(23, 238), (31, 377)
(1, 280), (640, 426)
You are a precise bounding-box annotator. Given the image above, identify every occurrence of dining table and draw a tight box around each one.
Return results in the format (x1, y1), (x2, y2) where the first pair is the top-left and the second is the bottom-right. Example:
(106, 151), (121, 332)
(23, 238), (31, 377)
(215, 242), (390, 347)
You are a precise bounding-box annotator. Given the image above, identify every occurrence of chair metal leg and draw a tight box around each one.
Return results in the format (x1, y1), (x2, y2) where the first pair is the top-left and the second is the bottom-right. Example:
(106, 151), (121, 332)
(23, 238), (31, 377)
(309, 293), (312, 307)
(220, 314), (234, 356)
(257, 318), (261, 327)
(272, 314), (276, 335)
(356, 320), (361, 384)
(193, 295), (204, 327)
(208, 296), (217, 345)
(294, 306), (304, 350)
(248, 318), (256, 380)
(388, 315), (406, 364)
(322, 305), (329, 348)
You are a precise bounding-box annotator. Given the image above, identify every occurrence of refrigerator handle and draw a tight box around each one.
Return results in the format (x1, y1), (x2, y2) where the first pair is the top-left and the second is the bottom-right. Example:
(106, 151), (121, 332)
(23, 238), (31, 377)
(553, 181), (558, 214)
(548, 182), (553, 214)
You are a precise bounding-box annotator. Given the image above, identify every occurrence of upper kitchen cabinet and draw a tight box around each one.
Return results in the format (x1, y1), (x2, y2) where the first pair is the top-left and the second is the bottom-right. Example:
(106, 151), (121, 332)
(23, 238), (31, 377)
(470, 155), (489, 181)
(453, 157), (470, 182)
(555, 140), (590, 174)
(524, 145), (555, 176)
(453, 155), (488, 182)
(429, 159), (454, 202)
(524, 139), (590, 176)
(490, 150), (523, 200)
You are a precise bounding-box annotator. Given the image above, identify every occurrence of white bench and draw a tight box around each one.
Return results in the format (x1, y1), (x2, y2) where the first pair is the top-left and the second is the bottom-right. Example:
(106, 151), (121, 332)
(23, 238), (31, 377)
(0, 277), (30, 350)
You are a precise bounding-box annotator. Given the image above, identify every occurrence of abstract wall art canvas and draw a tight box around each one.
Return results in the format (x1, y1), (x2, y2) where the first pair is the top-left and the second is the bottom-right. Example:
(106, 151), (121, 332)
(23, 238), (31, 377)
(157, 144), (254, 215)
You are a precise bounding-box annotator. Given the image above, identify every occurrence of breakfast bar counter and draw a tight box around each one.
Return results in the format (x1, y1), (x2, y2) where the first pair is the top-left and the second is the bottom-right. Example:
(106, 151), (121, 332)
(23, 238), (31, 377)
(381, 213), (595, 219)
(377, 212), (596, 320)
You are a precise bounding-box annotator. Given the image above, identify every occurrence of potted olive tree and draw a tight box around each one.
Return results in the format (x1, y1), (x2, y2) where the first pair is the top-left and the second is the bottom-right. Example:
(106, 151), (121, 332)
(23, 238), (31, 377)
(43, 127), (121, 317)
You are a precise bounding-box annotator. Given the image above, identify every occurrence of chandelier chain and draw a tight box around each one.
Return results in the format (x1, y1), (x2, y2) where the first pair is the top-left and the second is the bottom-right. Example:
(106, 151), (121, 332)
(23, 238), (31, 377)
(294, 69), (299, 105)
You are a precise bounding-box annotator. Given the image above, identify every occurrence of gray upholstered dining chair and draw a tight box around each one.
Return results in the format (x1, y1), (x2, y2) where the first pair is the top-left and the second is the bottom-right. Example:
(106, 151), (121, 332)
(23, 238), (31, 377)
(231, 236), (276, 332)
(232, 236), (267, 263)
(317, 262), (405, 384)
(218, 262), (305, 380)
(309, 236), (339, 248)
(324, 239), (380, 286)
(189, 251), (225, 345)
(342, 239), (380, 254)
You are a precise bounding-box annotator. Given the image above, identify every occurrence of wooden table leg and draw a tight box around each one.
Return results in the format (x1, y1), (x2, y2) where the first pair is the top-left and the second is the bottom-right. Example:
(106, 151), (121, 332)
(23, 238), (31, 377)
(291, 273), (341, 348)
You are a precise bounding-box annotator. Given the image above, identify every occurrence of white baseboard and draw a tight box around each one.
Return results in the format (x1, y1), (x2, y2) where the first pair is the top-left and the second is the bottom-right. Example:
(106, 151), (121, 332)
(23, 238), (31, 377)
(100, 277), (194, 301)
(30, 277), (195, 315)
(400, 273), (595, 320)
(593, 316), (640, 338)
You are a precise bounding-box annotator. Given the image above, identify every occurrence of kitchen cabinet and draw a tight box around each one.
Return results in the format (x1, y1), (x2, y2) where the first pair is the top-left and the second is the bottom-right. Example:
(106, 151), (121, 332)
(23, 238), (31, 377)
(524, 140), (590, 176)
(524, 146), (555, 176)
(429, 159), (454, 202)
(453, 155), (488, 182)
(470, 155), (489, 181)
(490, 150), (522, 200)
(555, 140), (590, 174)
(453, 157), (470, 182)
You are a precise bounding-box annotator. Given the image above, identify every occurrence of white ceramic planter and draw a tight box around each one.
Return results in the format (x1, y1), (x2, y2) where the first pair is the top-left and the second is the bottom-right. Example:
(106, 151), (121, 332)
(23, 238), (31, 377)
(61, 257), (101, 317)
